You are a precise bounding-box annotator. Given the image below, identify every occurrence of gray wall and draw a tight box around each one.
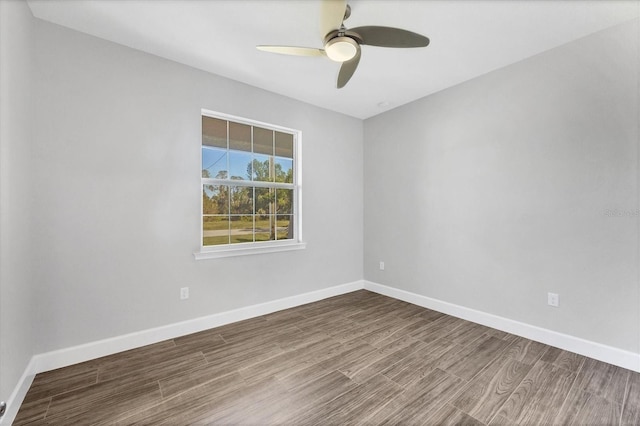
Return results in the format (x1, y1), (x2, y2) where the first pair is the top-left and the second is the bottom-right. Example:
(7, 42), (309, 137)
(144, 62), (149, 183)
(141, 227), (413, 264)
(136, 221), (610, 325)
(30, 19), (363, 354)
(364, 19), (639, 353)
(0, 0), (36, 401)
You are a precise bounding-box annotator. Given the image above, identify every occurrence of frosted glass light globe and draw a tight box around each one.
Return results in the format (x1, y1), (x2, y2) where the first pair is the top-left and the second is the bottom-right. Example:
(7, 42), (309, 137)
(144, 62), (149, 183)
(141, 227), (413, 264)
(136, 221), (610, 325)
(325, 37), (358, 62)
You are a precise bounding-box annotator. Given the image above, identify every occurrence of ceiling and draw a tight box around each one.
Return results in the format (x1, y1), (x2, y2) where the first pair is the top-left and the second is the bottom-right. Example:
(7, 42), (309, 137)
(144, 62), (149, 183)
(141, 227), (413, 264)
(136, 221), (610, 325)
(27, 0), (639, 119)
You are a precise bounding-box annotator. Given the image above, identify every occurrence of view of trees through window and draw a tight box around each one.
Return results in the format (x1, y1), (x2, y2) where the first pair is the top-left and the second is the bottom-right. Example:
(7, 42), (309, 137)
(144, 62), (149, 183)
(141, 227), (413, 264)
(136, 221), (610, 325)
(202, 115), (296, 246)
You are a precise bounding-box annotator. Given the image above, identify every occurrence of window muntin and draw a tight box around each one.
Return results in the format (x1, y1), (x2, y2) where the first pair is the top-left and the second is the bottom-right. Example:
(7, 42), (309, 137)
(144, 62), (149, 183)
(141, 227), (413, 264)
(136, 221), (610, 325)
(201, 112), (299, 250)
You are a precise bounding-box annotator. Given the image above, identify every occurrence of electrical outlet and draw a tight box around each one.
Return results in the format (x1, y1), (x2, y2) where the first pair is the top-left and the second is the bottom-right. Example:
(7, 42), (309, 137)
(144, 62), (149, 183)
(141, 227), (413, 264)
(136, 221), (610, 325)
(379, 261), (385, 271)
(180, 287), (189, 300)
(547, 292), (559, 307)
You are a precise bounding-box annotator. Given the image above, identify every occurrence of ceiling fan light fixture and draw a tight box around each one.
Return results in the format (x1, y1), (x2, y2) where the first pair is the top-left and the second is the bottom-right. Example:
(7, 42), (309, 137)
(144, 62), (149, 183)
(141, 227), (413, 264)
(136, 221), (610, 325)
(325, 36), (358, 62)
(258, 1), (430, 88)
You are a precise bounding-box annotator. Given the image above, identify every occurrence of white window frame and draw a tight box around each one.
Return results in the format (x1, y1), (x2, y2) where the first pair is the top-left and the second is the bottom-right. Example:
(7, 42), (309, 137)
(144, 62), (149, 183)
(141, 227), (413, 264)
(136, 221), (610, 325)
(194, 109), (305, 260)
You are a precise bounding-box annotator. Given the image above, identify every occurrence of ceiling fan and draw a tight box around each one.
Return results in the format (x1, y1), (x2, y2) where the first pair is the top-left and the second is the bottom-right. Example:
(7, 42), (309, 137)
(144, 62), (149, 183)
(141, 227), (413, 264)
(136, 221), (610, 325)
(256, 0), (430, 88)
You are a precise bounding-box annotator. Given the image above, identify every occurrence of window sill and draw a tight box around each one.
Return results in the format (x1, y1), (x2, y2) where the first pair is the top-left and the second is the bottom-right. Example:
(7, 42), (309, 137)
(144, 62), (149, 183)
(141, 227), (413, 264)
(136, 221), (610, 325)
(194, 241), (306, 260)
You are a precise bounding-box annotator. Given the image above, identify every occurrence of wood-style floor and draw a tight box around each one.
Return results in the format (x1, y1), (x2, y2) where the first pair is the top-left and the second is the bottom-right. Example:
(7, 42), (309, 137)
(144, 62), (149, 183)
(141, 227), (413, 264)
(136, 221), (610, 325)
(14, 290), (640, 425)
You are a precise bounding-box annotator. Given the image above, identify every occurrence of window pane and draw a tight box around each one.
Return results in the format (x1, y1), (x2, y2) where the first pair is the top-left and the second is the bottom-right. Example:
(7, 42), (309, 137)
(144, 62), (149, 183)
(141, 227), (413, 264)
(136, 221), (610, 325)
(203, 185), (228, 215)
(275, 157), (293, 183)
(252, 154), (273, 182)
(255, 187), (275, 215)
(276, 188), (293, 214)
(203, 216), (230, 246)
(229, 151), (252, 180)
(202, 147), (227, 179)
(230, 186), (253, 215)
(253, 126), (273, 156)
(202, 117), (227, 149)
(201, 113), (299, 250)
(230, 215), (254, 244)
(276, 215), (293, 240)
(229, 121), (251, 152)
(255, 215), (274, 241)
(275, 132), (293, 158)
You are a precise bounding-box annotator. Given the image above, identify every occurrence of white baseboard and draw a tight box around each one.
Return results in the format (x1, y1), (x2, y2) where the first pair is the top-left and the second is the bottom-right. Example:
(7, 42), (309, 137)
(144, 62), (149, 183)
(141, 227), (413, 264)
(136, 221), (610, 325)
(364, 280), (640, 373)
(30, 280), (364, 374)
(4, 278), (638, 425)
(1, 280), (363, 425)
(0, 359), (35, 426)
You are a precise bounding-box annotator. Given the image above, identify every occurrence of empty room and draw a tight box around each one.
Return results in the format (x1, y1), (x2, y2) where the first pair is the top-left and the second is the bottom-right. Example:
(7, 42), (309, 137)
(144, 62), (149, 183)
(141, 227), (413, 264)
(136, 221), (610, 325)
(1, 0), (639, 424)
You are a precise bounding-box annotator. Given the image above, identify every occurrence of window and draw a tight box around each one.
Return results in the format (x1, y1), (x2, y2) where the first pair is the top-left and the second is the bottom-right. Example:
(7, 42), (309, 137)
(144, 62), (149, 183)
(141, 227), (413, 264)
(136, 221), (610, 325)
(195, 110), (304, 259)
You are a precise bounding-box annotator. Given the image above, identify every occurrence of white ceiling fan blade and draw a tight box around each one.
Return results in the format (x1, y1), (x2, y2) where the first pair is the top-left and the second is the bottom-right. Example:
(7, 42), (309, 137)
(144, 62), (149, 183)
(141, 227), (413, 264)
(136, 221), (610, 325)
(320, 0), (347, 38)
(256, 46), (326, 57)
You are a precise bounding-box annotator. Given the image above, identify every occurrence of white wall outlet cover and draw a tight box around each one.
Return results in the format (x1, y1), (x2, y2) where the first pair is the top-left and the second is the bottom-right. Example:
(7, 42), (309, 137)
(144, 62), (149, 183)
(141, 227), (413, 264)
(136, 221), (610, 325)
(180, 287), (189, 300)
